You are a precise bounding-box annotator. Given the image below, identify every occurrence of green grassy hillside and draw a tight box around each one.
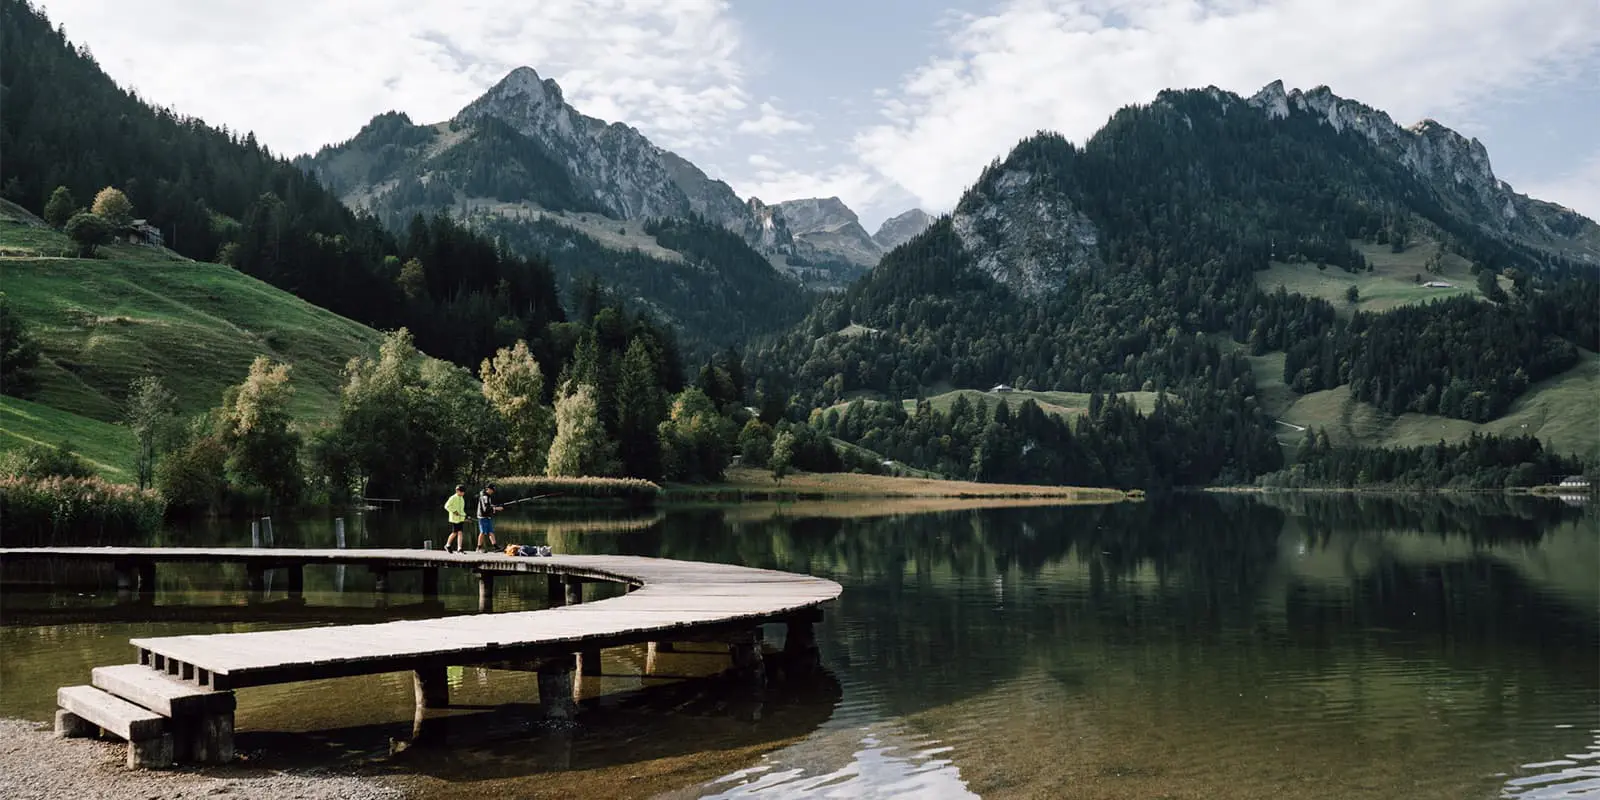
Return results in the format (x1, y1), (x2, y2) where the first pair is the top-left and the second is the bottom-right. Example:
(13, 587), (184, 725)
(0, 395), (136, 480)
(1269, 349), (1599, 462)
(0, 207), (389, 476)
(0, 210), (383, 424)
(1253, 239), (1511, 317)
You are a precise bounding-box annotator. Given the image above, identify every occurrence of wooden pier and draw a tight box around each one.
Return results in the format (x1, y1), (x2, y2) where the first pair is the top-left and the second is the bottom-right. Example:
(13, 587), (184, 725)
(0, 547), (841, 769)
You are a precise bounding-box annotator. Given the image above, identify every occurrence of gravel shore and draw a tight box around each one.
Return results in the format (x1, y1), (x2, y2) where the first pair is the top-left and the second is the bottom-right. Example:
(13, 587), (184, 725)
(0, 719), (406, 800)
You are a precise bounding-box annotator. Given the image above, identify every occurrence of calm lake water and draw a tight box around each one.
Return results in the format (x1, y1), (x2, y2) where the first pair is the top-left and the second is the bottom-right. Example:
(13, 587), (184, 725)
(2, 494), (1596, 799)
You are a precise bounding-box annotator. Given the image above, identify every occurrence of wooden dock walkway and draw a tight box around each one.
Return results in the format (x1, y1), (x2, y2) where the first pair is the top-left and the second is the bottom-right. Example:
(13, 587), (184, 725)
(0, 547), (841, 768)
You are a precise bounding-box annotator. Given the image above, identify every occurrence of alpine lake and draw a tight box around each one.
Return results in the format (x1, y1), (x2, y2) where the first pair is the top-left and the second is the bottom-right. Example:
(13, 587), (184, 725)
(1, 493), (1595, 799)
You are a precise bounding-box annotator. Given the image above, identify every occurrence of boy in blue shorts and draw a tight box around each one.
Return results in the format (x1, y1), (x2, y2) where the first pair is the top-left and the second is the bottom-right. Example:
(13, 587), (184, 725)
(475, 484), (504, 553)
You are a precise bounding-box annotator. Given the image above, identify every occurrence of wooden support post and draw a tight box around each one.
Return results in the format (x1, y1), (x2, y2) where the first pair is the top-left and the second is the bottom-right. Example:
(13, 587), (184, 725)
(413, 665), (449, 709)
(421, 567), (439, 599)
(334, 517), (346, 548)
(245, 566), (265, 593)
(546, 574), (565, 607)
(184, 712), (235, 764)
(251, 520), (261, 548)
(564, 576), (583, 606)
(784, 618), (817, 656)
(729, 630), (766, 687)
(285, 564), (304, 598)
(54, 710), (95, 738)
(537, 655), (577, 720)
(371, 566), (388, 594)
(477, 572), (494, 613)
(580, 646), (602, 676)
(128, 735), (175, 769)
(136, 563), (156, 597)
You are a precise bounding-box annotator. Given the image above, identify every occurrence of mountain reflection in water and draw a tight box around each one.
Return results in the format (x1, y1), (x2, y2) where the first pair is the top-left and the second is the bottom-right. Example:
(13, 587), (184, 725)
(1, 493), (1594, 799)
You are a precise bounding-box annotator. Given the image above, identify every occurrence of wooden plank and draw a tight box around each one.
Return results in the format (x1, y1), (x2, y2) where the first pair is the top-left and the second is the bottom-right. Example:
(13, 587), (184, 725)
(57, 685), (167, 741)
(91, 665), (235, 717)
(17, 547), (841, 691)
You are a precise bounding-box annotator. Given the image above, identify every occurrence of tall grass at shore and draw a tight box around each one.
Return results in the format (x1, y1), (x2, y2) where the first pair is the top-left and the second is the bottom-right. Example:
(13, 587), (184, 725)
(0, 476), (166, 541)
(490, 475), (662, 504)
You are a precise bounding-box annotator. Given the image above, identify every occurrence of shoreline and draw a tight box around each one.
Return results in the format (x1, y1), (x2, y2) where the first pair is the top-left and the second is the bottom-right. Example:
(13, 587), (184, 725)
(0, 718), (404, 800)
(662, 467), (1135, 503)
(0, 720), (406, 800)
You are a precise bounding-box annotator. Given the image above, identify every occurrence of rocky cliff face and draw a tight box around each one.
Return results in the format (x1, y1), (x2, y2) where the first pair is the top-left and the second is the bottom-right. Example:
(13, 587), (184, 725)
(951, 168), (1101, 297)
(454, 67), (750, 228)
(1247, 80), (1599, 263)
(771, 197), (883, 266)
(873, 208), (935, 251)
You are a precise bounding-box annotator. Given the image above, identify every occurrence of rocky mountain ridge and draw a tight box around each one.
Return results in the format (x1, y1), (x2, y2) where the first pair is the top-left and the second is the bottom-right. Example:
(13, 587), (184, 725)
(1244, 80), (1598, 264)
(303, 66), (929, 274)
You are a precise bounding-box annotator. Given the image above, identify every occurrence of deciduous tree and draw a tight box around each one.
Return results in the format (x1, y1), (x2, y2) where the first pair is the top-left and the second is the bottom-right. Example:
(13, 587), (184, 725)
(546, 382), (617, 477)
(43, 185), (75, 228)
(90, 186), (133, 228)
(481, 340), (552, 475)
(64, 212), (112, 257)
(125, 375), (177, 490)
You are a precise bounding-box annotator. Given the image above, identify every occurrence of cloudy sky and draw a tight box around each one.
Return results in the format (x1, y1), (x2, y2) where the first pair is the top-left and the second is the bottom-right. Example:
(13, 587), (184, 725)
(39, 0), (1600, 229)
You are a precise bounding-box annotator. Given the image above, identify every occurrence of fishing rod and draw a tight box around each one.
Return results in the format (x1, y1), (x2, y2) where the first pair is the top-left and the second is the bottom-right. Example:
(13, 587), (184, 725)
(500, 493), (561, 507)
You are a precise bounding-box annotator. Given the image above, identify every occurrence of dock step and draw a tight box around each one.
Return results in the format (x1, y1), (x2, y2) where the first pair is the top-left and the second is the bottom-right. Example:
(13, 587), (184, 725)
(90, 665), (235, 764)
(55, 685), (173, 768)
(92, 665), (235, 717)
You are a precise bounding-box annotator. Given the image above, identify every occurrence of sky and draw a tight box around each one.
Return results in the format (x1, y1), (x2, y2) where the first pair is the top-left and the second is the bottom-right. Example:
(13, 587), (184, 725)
(37, 0), (1600, 230)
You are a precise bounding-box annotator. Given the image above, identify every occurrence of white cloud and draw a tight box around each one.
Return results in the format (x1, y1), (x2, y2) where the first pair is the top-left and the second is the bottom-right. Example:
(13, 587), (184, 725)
(38, 0), (748, 156)
(1520, 151), (1600, 223)
(854, 0), (1600, 212)
(737, 102), (812, 135)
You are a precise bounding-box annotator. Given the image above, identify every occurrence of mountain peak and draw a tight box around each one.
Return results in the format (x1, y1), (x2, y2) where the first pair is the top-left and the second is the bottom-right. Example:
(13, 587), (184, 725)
(774, 197), (860, 229)
(772, 197), (881, 266)
(1247, 79), (1289, 120)
(486, 66), (564, 105)
(873, 208), (935, 251)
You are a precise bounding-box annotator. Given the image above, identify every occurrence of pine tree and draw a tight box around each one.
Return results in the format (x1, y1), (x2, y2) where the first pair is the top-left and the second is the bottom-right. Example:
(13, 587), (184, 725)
(616, 337), (666, 480)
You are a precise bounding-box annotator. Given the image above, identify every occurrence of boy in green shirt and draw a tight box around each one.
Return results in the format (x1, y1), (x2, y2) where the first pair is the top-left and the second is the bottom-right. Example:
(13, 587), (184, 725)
(443, 485), (468, 553)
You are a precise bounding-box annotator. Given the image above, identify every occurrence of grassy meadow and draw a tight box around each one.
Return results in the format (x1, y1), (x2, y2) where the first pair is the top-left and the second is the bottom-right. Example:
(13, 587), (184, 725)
(1270, 349), (1600, 462)
(1253, 239), (1512, 317)
(0, 207), (388, 473)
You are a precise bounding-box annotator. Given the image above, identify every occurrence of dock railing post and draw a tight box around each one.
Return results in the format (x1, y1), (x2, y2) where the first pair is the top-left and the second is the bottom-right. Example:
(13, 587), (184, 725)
(250, 521), (260, 548)
(334, 517), (346, 592)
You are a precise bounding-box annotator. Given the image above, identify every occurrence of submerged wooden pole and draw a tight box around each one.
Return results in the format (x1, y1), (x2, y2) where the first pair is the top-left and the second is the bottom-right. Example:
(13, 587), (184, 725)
(413, 665), (449, 709)
(477, 572), (494, 612)
(537, 655), (577, 719)
(285, 564), (304, 599)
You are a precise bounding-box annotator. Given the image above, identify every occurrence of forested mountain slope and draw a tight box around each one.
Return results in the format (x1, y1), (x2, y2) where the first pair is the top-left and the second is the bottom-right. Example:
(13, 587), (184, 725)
(756, 83), (1598, 485)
